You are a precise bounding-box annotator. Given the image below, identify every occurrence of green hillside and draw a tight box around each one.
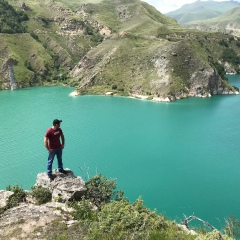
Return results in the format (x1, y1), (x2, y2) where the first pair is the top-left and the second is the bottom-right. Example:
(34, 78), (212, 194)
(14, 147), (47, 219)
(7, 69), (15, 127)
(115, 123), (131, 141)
(0, 0), (105, 89)
(0, 0), (239, 101)
(166, 0), (240, 24)
(0, 0), (28, 33)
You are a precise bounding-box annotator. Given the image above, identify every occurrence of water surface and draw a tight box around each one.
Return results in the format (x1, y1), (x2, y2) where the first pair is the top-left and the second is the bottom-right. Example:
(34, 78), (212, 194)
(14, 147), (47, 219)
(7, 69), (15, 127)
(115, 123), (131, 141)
(1, 76), (240, 229)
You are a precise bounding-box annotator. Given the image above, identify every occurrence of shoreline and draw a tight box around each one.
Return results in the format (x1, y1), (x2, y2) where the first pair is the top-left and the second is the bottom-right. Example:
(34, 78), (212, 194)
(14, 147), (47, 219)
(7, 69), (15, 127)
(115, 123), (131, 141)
(69, 90), (239, 103)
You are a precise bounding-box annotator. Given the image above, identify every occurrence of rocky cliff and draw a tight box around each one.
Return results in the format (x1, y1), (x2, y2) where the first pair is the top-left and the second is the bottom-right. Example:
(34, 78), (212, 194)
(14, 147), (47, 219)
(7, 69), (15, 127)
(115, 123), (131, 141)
(0, 169), (86, 239)
(0, 169), (234, 240)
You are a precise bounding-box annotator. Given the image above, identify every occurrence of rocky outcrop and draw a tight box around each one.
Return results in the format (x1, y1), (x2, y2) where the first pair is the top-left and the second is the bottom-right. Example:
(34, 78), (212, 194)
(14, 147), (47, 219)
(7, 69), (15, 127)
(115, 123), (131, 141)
(152, 41), (239, 100)
(0, 169), (85, 239)
(224, 61), (238, 75)
(0, 170), (232, 240)
(70, 37), (238, 102)
(117, 5), (132, 22)
(36, 169), (87, 202)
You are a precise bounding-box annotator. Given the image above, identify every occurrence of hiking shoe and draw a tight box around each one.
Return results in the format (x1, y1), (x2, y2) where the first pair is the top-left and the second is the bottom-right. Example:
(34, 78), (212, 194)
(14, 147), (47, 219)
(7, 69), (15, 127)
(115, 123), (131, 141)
(59, 169), (68, 174)
(48, 174), (55, 181)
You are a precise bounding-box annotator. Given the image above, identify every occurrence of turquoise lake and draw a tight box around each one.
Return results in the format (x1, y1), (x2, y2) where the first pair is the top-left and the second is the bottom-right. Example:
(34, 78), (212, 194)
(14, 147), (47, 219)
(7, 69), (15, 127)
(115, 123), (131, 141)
(1, 75), (240, 229)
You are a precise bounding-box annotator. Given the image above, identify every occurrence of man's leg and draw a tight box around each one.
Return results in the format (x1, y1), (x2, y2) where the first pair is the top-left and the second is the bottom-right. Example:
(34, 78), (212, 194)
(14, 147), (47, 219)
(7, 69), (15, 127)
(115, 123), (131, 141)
(47, 150), (56, 175)
(56, 148), (63, 171)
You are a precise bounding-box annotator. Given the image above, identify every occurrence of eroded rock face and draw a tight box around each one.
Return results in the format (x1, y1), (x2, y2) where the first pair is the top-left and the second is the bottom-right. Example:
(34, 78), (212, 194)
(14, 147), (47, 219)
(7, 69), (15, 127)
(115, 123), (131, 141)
(36, 169), (87, 202)
(0, 202), (75, 239)
(0, 169), (85, 238)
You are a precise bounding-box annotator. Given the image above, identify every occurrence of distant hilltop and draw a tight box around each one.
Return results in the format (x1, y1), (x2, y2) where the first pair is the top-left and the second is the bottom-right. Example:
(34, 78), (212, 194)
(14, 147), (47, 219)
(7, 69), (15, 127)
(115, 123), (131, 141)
(166, 0), (240, 24)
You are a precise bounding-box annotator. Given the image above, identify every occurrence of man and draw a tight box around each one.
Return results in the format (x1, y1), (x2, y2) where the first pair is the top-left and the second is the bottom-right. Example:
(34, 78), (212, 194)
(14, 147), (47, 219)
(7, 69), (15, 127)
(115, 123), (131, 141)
(44, 119), (67, 180)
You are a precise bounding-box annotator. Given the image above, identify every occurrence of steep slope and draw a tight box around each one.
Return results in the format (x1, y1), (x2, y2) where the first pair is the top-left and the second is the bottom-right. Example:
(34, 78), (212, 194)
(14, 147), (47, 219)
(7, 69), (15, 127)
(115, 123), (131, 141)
(0, 0), (28, 33)
(0, 0), (239, 101)
(0, 0), (105, 89)
(0, 33), (54, 88)
(69, 0), (239, 101)
(166, 0), (240, 24)
(184, 7), (240, 37)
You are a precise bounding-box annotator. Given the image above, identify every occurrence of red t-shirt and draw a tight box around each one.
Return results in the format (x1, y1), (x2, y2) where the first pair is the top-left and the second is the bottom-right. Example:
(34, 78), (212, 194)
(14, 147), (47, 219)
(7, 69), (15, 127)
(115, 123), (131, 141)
(45, 128), (63, 149)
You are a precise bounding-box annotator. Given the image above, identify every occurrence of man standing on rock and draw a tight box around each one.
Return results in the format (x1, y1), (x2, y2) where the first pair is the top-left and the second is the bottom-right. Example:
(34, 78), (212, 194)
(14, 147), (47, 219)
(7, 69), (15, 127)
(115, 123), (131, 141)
(44, 119), (67, 180)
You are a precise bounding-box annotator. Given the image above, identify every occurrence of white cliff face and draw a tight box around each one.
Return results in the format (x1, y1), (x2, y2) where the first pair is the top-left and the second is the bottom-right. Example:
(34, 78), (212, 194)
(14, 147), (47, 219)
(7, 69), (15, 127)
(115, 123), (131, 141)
(1, 58), (18, 90)
(8, 66), (17, 90)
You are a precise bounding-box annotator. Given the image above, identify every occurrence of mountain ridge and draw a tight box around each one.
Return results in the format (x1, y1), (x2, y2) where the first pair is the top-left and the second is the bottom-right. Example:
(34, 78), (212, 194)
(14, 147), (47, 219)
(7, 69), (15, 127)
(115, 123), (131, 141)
(0, 0), (239, 101)
(184, 6), (240, 37)
(166, 0), (240, 24)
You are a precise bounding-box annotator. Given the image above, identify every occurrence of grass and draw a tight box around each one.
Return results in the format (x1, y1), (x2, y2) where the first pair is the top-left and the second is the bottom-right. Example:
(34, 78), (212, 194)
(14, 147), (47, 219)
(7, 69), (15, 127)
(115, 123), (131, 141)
(59, 0), (102, 11)
(77, 35), (164, 95)
(0, 33), (54, 87)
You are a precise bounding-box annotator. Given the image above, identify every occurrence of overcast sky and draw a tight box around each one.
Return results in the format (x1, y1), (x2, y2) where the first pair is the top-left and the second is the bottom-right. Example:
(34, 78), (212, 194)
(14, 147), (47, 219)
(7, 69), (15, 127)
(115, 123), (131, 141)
(143, 0), (239, 13)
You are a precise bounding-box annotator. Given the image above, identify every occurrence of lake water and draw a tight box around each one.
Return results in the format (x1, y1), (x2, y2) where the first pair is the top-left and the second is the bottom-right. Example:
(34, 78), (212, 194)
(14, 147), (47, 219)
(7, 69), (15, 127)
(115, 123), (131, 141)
(1, 75), (240, 230)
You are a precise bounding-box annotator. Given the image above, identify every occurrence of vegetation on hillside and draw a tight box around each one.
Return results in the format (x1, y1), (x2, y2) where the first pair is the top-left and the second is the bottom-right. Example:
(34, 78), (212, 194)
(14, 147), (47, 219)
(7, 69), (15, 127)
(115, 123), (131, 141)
(0, 0), (239, 99)
(0, 175), (239, 239)
(0, 0), (28, 33)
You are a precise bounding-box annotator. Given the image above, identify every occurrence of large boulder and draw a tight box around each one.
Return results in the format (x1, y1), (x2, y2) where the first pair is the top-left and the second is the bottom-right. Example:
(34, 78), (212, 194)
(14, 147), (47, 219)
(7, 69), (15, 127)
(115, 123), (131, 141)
(36, 169), (87, 202)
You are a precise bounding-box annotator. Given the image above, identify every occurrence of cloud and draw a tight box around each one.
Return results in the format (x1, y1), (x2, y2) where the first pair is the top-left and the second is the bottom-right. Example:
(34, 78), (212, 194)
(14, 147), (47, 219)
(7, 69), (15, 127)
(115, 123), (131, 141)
(144, 0), (185, 13)
(143, 0), (239, 13)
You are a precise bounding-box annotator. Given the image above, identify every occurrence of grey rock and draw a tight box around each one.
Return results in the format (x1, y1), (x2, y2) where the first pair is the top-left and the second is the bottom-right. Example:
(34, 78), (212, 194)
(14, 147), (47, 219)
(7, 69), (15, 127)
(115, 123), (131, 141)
(0, 191), (14, 208)
(36, 169), (87, 202)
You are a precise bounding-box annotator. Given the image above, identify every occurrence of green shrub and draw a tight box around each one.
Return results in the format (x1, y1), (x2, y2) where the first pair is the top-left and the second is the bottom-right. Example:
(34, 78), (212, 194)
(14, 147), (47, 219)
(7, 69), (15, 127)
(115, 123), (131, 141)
(84, 174), (124, 208)
(30, 31), (39, 41)
(0, 185), (26, 215)
(219, 39), (228, 47)
(24, 60), (34, 71)
(81, 198), (188, 240)
(94, 198), (167, 232)
(112, 84), (117, 90)
(236, 41), (240, 47)
(7, 185), (26, 209)
(211, 61), (226, 80)
(0, 0), (29, 33)
(71, 198), (97, 221)
(225, 216), (240, 239)
(221, 48), (240, 65)
(31, 185), (52, 205)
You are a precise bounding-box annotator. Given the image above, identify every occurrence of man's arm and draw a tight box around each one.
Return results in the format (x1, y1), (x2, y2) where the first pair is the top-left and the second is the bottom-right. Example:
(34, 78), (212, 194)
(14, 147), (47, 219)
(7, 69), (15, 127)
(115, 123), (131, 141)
(61, 133), (65, 149)
(44, 136), (50, 151)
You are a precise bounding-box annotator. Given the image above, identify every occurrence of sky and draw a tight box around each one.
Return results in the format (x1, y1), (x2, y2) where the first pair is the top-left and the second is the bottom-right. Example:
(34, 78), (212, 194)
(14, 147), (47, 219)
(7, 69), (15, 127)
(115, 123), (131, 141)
(143, 0), (240, 13)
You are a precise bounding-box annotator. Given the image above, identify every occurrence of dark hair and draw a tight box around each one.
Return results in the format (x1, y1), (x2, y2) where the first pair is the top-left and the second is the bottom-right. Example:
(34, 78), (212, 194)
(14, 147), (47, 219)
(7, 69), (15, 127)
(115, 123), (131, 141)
(53, 119), (62, 125)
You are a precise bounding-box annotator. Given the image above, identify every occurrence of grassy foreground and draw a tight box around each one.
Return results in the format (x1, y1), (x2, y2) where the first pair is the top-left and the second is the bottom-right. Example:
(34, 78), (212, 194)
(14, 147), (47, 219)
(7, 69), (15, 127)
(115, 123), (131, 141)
(0, 174), (237, 240)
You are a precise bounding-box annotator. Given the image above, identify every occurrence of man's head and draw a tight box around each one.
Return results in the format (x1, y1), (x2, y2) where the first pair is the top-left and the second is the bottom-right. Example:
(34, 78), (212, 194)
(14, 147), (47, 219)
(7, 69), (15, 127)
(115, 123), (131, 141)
(53, 119), (62, 126)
